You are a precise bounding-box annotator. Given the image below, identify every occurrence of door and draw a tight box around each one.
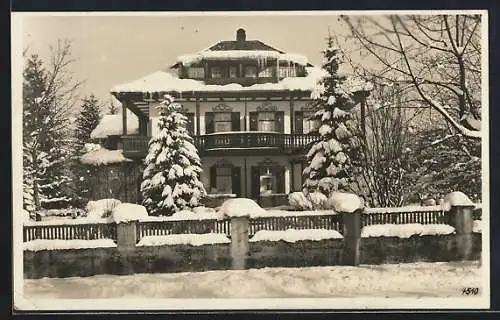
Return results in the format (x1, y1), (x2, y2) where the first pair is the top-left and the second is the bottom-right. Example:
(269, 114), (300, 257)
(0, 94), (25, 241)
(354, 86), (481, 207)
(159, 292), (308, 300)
(231, 167), (242, 197)
(250, 166), (260, 199)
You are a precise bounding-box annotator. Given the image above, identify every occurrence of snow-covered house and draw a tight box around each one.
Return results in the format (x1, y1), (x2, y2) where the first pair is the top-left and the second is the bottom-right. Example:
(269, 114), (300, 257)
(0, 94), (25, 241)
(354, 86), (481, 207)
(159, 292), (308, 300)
(109, 28), (371, 206)
(79, 115), (142, 202)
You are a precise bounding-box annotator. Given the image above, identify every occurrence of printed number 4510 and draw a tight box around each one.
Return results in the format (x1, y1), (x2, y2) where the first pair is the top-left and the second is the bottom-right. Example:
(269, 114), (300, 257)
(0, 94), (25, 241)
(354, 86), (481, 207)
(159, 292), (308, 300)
(462, 287), (479, 295)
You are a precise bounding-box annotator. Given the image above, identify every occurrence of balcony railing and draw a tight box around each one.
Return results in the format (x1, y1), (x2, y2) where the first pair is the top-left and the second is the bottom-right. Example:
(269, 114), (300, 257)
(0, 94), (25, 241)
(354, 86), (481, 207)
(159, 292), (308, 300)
(121, 132), (320, 158)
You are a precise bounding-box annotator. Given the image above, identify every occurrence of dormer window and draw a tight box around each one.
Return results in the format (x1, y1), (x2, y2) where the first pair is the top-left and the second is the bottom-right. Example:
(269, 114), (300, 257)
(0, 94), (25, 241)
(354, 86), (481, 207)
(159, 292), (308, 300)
(187, 67), (205, 79)
(229, 66), (238, 78)
(210, 66), (223, 79)
(244, 66), (257, 78)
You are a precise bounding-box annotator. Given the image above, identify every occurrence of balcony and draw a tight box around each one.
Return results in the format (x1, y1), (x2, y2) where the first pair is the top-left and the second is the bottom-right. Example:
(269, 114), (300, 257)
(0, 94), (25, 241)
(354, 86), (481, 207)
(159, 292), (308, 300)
(204, 77), (276, 86)
(121, 132), (320, 158)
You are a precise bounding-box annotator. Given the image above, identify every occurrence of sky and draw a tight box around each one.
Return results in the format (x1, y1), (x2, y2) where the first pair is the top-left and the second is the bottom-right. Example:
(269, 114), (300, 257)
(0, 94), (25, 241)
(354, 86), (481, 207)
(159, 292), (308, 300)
(20, 13), (354, 109)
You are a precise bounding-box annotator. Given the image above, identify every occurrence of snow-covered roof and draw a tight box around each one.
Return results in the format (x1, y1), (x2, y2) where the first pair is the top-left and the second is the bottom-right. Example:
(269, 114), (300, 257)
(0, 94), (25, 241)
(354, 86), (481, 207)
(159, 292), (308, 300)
(177, 50), (309, 66)
(90, 114), (139, 139)
(79, 144), (133, 166)
(111, 67), (328, 94)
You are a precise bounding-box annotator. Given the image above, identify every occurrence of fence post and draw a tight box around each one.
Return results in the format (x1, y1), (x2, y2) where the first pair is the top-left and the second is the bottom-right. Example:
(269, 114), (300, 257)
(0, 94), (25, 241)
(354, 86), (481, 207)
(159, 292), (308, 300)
(444, 191), (475, 261)
(342, 209), (362, 266)
(116, 221), (137, 275)
(230, 215), (250, 270)
(449, 204), (475, 260)
(327, 192), (364, 266)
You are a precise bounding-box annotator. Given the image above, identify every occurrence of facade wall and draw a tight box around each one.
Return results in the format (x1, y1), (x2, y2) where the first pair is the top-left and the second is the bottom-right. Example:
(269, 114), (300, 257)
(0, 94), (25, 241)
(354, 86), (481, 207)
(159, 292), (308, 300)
(148, 98), (314, 136)
(200, 155), (293, 198)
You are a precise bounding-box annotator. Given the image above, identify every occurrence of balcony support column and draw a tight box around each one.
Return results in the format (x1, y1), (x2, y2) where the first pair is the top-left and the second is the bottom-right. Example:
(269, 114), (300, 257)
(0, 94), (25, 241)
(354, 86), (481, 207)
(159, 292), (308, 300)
(195, 97), (201, 136)
(122, 100), (128, 135)
(284, 164), (291, 194)
(289, 93), (294, 134)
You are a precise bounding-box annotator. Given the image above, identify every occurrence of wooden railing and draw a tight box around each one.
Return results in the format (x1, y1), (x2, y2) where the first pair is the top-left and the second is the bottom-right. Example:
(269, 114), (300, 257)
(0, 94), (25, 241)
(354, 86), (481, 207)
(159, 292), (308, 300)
(248, 213), (343, 237)
(136, 219), (231, 240)
(122, 132), (320, 157)
(361, 206), (448, 227)
(24, 204), (481, 243)
(23, 222), (117, 242)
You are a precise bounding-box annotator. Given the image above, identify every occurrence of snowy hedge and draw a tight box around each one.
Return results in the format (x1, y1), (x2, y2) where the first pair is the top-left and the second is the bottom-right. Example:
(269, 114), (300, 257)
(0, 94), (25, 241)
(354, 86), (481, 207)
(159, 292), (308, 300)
(250, 229), (343, 243)
(137, 233), (231, 247)
(218, 198), (265, 218)
(361, 224), (455, 238)
(24, 239), (117, 251)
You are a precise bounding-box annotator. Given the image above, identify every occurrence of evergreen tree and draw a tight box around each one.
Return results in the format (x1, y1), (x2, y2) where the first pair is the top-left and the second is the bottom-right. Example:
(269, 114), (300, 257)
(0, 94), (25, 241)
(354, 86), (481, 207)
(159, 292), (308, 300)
(23, 41), (81, 213)
(108, 101), (118, 115)
(71, 95), (102, 207)
(140, 95), (206, 216)
(302, 36), (361, 196)
(74, 94), (101, 147)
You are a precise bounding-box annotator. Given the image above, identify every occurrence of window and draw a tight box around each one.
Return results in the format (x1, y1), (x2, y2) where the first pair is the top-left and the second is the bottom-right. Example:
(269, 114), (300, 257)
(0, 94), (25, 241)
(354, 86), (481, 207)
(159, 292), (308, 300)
(214, 112), (232, 132)
(210, 66), (223, 79)
(303, 111), (320, 134)
(229, 66), (238, 78)
(187, 67), (205, 79)
(279, 66), (296, 78)
(258, 67), (273, 78)
(215, 167), (232, 193)
(258, 112), (275, 132)
(244, 66), (257, 78)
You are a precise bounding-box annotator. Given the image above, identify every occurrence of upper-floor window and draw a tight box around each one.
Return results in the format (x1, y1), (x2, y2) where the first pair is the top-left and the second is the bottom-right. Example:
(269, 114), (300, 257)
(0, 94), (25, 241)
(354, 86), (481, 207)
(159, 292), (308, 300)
(214, 112), (232, 132)
(258, 67), (273, 78)
(229, 66), (238, 78)
(187, 67), (205, 79)
(303, 111), (320, 134)
(258, 112), (276, 131)
(244, 66), (257, 78)
(279, 66), (297, 78)
(210, 66), (223, 79)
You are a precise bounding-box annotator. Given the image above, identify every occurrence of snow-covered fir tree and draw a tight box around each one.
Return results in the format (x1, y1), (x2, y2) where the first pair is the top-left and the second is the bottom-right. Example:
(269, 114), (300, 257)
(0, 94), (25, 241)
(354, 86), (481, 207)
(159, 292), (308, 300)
(72, 95), (102, 207)
(302, 36), (361, 196)
(141, 95), (206, 216)
(23, 50), (76, 213)
(74, 94), (101, 147)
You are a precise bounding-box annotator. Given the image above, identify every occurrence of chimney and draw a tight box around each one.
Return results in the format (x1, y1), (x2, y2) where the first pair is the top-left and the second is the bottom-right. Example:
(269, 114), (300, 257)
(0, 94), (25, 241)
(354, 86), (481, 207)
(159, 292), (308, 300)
(236, 28), (246, 42)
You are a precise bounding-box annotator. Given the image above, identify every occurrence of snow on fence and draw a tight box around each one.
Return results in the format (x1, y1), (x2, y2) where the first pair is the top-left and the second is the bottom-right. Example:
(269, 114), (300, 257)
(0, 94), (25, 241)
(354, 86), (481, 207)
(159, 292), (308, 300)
(23, 222), (117, 242)
(22, 203), (482, 243)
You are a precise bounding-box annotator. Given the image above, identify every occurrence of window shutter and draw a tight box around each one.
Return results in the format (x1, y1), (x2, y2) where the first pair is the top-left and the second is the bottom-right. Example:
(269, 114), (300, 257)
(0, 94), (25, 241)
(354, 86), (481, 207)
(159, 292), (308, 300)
(186, 112), (195, 135)
(231, 167), (241, 197)
(275, 111), (285, 133)
(294, 111), (304, 134)
(210, 166), (217, 189)
(276, 167), (285, 194)
(231, 112), (241, 131)
(249, 112), (258, 131)
(205, 112), (214, 134)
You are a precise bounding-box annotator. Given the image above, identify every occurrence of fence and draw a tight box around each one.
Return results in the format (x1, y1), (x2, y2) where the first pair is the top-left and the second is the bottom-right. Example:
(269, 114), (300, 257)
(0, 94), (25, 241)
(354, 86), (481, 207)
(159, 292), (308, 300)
(248, 213), (343, 237)
(23, 204), (481, 242)
(23, 199), (482, 277)
(362, 206), (449, 226)
(136, 219), (231, 240)
(23, 222), (117, 242)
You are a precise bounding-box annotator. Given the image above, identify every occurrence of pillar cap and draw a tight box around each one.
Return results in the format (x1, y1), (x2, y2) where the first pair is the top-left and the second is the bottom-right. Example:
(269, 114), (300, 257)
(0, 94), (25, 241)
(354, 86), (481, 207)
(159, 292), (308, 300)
(326, 191), (365, 213)
(441, 191), (474, 210)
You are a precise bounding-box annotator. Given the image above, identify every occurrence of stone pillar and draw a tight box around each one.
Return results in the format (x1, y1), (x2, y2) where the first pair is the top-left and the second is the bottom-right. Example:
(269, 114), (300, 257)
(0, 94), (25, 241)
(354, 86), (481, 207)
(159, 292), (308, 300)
(443, 191), (475, 261)
(449, 204), (475, 260)
(116, 221), (137, 275)
(342, 210), (362, 266)
(230, 216), (250, 270)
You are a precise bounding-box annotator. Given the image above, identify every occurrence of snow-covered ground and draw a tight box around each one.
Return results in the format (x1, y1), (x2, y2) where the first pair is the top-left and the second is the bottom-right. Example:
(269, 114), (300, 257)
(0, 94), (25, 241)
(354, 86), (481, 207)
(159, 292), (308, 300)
(24, 261), (481, 299)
